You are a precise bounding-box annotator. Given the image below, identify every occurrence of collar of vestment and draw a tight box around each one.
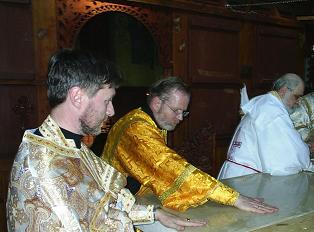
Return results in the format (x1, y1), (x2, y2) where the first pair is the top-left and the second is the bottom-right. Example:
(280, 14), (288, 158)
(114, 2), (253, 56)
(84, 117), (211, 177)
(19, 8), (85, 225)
(269, 90), (288, 111)
(24, 115), (127, 194)
(139, 106), (168, 141)
(38, 115), (80, 149)
(141, 103), (162, 128)
(269, 90), (282, 102)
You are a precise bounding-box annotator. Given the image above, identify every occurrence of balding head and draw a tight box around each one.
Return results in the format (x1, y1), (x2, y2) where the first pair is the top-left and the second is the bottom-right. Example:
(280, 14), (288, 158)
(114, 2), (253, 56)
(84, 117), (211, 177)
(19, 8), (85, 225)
(273, 73), (304, 110)
(272, 73), (304, 92)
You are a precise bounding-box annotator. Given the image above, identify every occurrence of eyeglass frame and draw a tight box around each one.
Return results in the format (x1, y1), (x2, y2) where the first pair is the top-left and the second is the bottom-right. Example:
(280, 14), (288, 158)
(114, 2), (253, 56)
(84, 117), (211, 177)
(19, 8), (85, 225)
(161, 100), (189, 118)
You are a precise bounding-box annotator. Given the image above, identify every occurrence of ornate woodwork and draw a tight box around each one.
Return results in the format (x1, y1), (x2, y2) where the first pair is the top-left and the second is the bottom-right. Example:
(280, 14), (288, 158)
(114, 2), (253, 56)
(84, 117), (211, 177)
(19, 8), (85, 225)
(12, 96), (34, 134)
(174, 122), (217, 175)
(55, 0), (173, 72)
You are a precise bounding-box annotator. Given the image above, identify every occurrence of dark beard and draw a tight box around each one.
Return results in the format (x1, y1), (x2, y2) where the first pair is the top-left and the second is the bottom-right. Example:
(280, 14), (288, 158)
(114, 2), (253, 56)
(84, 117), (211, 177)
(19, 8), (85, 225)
(80, 119), (101, 136)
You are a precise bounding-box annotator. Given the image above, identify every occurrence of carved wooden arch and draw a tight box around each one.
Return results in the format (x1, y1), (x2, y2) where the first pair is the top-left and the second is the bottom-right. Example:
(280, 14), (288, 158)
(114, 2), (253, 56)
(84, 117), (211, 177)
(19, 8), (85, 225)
(56, 0), (173, 72)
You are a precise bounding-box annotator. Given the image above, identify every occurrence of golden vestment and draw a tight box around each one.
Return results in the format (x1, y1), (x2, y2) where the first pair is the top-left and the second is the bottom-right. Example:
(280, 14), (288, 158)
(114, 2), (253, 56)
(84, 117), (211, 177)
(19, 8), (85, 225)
(290, 92), (314, 143)
(7, 116), (154, 232)
(102, 108), (239, 212)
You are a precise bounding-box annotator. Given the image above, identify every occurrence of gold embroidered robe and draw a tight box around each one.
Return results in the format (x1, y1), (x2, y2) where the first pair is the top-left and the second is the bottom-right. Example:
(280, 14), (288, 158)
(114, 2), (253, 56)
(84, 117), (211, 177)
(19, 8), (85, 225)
(6, 116), (154, 232)
(290, 92), (314, 143)
(102, 108), (239, 212)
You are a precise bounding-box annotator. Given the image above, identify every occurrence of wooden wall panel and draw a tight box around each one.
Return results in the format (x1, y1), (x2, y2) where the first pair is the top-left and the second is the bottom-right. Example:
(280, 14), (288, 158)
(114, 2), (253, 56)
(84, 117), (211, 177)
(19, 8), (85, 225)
(0, 85), (37, 232)
(188, 15), (241, 83)
(0, 3), (34, 80)
(189, 87), (240, 136)
(187, 87), (241, 176)
(171, 13), (189, 147)
(171, 13), (243, 174)
(0, 85), (38, 159)
(255, 25), (303, 87)
(0, 160), (12, 232)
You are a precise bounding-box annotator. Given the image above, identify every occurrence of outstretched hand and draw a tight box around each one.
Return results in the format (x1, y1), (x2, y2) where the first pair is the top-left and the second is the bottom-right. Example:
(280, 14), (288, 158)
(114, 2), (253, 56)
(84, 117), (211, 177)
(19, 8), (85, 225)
(155, 208), (207, 231)
(234, 194), (279, 214)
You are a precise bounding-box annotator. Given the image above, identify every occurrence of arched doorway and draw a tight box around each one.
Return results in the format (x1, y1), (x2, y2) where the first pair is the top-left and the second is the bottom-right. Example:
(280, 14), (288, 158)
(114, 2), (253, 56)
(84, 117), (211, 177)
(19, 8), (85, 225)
(74, 11), (165, 154)
(75, 12), (163, 118)
(56, 0), (172, 153)
(56, 0), (172, 71)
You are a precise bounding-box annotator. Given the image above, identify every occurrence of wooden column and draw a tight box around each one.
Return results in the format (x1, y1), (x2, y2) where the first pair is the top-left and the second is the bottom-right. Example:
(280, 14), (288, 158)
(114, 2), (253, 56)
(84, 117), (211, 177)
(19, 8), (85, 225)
(32, 0), (58, 122)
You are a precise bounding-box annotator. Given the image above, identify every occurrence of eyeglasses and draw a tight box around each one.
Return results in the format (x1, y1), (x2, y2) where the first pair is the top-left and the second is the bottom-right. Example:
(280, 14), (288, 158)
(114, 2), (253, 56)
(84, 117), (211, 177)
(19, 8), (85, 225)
(163, 101), (189, 118)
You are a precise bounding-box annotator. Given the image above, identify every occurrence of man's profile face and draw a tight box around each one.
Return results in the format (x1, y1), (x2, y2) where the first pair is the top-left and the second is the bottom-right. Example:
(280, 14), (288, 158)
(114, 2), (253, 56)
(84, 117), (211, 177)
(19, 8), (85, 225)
(80, 85), (116, 135)
(154, 89), (190, 131)
(282, 83), (304, 110)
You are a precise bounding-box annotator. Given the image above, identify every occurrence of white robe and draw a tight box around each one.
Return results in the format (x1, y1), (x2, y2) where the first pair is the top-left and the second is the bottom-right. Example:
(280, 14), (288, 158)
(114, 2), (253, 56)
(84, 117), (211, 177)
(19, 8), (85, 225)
(218, 92), (311, 180)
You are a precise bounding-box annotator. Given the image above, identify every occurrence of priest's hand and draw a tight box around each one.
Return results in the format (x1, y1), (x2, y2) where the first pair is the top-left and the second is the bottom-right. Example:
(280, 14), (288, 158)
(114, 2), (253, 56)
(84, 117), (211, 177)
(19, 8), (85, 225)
(234, 194), (279, 214)
(155, 208), (207, 231)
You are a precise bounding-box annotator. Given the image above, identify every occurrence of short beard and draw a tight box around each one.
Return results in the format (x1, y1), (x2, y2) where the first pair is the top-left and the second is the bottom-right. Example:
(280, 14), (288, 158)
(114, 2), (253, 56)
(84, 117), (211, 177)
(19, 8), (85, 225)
(79, 106), (103, 136)
(80, 119), (101, 136)
(160, 123), (176, 131)
(282, 91), (293, 114)
(155, 115), (176, 131)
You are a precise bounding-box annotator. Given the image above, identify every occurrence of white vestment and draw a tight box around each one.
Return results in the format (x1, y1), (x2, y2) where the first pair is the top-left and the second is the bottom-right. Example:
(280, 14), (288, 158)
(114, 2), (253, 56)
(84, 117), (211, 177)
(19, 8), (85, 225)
(218, 92), (311, 180)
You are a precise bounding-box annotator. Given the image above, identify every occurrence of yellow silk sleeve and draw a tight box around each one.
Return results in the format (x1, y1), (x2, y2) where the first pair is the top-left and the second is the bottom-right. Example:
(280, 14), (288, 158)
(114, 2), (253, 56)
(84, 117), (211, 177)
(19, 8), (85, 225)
(103, 110), (239, 212)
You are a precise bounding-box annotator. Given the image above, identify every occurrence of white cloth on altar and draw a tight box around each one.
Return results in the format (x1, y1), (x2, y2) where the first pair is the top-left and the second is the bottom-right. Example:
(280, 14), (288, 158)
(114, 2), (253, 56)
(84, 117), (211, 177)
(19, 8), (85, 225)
(218, 92), (311, 180)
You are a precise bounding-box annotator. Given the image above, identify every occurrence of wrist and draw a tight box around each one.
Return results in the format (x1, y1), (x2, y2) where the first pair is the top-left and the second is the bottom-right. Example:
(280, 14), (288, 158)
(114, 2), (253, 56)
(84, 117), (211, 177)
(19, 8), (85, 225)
(153, 206), (161, 221)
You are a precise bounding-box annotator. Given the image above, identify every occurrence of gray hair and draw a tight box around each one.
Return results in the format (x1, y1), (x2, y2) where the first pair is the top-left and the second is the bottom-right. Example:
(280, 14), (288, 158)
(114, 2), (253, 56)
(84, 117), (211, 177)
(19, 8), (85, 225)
(272, 73), (303, 91)
(146, 77), (190, 104)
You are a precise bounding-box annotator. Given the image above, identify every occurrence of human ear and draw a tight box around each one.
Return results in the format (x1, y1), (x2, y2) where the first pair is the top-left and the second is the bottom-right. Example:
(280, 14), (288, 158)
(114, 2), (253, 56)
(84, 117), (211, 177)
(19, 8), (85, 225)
(68, 86), (84, 109)
(151, 96), (162, 112)
(278, 86), (288, 98)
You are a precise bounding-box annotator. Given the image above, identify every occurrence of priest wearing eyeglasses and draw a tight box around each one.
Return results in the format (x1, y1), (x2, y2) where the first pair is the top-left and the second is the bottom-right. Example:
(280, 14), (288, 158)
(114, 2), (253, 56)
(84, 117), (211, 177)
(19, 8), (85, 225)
(101, 77), (278, 216)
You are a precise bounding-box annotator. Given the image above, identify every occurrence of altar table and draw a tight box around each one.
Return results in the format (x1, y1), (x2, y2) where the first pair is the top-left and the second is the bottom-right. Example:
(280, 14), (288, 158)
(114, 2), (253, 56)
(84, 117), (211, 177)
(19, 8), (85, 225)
(136, 172), (314, 231)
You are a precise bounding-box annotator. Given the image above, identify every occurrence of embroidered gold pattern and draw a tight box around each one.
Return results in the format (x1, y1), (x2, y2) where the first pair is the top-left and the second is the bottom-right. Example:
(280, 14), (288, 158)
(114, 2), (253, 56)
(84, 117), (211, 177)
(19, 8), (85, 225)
(159, 164), (196, 203)
(7, 115), (154, 231)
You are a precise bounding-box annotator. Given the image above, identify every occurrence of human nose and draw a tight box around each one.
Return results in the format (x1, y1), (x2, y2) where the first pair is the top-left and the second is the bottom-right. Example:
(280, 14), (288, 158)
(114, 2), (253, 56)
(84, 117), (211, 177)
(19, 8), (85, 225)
(107, 101), (115, 117)
(176, 113), (184, 121)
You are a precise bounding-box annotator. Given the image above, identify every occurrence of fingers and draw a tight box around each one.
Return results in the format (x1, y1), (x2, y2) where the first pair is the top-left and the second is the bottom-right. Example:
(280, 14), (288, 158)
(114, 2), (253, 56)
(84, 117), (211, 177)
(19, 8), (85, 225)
(163, 217), (206, 231)
(248, 203), (279, 214)
(235, 195), (279, 214)
(169, 222), (185, 231)
(156, 209), (207, 231)
(175, 218), (207, 227)
(249, 198), (279, 214)
(251, 197), (264, 203)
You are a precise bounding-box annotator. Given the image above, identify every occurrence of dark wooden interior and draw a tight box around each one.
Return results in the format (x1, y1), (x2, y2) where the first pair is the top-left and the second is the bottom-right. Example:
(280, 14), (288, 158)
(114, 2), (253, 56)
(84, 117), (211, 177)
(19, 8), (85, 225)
(1, 0), (313, 230)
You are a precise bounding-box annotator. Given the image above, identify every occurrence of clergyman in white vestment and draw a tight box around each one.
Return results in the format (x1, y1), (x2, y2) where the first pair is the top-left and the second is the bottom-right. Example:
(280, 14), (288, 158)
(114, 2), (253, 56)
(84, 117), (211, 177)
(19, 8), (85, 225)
(218, 73), (312, 180)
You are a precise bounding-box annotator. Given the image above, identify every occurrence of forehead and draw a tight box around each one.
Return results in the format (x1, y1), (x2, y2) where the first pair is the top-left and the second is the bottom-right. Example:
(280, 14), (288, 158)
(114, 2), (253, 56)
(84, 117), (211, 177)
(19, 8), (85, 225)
(294, 82), (304, 95)
(94, 85), (116, 98)
(167, 89), (190, 102)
